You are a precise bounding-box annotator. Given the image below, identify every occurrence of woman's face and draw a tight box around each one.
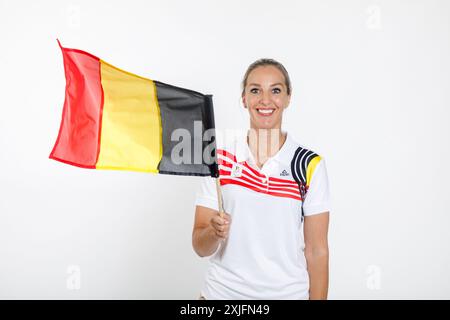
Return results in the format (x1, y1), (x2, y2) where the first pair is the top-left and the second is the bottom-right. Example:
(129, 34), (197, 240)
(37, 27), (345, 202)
(242, 65), (291, 130)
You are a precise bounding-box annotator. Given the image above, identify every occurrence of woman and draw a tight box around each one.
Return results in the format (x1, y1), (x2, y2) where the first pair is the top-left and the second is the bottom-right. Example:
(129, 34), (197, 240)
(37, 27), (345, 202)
(192, 59), (331, 300)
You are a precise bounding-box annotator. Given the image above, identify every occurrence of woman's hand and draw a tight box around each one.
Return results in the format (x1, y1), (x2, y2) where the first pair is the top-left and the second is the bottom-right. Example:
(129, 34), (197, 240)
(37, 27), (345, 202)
(193, 206), (232, 257)
(210, 212), (231, 240)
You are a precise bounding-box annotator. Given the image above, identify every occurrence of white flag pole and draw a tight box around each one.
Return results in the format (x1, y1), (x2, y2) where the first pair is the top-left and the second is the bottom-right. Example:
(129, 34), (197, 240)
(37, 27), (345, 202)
(215, 177), (224, 218)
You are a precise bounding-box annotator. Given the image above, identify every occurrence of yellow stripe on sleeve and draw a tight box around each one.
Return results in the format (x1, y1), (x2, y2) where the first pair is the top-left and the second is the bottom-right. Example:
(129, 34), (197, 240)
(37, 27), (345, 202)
(306, 156), (322, 187)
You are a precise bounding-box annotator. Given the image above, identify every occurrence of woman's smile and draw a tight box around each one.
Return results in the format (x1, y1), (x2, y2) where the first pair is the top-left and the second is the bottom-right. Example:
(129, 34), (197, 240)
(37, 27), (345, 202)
(256, 108), (276, 116)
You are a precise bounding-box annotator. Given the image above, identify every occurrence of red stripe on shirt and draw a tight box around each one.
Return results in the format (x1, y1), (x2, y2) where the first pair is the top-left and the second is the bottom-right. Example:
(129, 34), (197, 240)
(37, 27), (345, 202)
(217, 149), (236, 162)
(218, 156), (298, 187)
(220, 178), (302, 201)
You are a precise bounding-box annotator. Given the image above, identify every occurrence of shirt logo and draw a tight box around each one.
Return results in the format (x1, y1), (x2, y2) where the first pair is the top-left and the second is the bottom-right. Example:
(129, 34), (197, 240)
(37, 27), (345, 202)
(280, 169), (289, 176)
(231, 164), (243, 177)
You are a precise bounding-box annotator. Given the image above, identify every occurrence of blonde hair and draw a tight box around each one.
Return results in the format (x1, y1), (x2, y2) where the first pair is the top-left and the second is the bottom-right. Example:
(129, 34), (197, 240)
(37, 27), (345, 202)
(241, 58), (292, 97)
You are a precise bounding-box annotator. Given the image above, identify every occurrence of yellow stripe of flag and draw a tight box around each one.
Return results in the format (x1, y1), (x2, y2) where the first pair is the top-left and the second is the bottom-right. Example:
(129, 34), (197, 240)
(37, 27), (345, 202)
(96, 60), (162, 172)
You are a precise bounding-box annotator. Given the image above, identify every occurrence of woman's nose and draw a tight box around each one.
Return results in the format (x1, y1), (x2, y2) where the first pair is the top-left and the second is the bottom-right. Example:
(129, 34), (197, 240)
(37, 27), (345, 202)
(259, 92), (271, 105)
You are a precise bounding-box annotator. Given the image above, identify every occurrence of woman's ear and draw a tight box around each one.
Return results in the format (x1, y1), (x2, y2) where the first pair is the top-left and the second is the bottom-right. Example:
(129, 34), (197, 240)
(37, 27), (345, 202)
(242, 96), (247, 108)
(285, 93), (291, 108)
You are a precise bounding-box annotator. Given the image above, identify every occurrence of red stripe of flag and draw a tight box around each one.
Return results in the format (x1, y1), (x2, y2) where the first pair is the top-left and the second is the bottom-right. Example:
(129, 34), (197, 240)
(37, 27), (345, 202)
(49, 41), (103, 168)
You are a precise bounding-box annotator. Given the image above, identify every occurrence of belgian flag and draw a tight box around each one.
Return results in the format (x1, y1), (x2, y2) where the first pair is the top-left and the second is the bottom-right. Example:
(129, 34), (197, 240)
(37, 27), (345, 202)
(50, 41), (218, 177)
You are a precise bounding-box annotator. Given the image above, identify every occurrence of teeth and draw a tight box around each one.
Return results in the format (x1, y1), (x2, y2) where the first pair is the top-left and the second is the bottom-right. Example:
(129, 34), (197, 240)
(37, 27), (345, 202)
(257, 109), (274, 115)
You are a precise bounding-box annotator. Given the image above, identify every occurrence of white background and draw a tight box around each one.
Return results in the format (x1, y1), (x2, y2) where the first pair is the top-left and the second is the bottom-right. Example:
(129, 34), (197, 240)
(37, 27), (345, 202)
(0, 0), (449, 299)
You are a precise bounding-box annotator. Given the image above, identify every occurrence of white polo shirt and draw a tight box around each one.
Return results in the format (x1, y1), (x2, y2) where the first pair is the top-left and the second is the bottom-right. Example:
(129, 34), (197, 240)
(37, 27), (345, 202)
(194, 131), (331, 300)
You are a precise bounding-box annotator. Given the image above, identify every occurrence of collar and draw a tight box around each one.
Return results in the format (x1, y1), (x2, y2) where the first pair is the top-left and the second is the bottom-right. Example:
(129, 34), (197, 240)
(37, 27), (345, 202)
(234, 130), (297, 166)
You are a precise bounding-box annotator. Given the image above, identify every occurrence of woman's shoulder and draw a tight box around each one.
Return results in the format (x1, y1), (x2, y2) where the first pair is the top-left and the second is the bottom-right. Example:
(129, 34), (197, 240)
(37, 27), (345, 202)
(286, 133), (324, 160)
(286, 134), (328, 186)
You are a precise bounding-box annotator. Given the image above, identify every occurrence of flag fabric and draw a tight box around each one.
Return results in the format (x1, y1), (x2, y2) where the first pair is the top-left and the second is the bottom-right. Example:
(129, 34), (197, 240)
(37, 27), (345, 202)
(50, 41), (218, 177)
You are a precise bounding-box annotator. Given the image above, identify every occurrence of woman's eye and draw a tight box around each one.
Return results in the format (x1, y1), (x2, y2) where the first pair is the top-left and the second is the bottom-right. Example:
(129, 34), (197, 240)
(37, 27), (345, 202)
(273, 88), (281, 94)
(250, 88), (259, 94)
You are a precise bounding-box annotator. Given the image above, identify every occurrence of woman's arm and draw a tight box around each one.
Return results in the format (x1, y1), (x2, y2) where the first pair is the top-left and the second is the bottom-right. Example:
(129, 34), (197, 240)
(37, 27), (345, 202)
(304, 211), (330, 300)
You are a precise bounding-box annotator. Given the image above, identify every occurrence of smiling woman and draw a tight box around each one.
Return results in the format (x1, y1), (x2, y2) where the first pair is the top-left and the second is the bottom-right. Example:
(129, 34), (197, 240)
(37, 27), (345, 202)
(242, 59), (291, 132)
(192, 58), (331, 300)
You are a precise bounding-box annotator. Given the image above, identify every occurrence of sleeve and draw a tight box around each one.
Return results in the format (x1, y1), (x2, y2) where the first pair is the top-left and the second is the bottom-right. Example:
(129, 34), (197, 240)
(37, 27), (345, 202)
(194, 176), (219, 211)
(302, 158), (332, 216)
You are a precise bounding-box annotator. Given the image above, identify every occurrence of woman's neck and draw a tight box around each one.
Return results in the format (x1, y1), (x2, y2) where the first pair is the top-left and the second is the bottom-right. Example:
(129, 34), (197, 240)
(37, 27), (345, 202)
(247, 128), (287, 168)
